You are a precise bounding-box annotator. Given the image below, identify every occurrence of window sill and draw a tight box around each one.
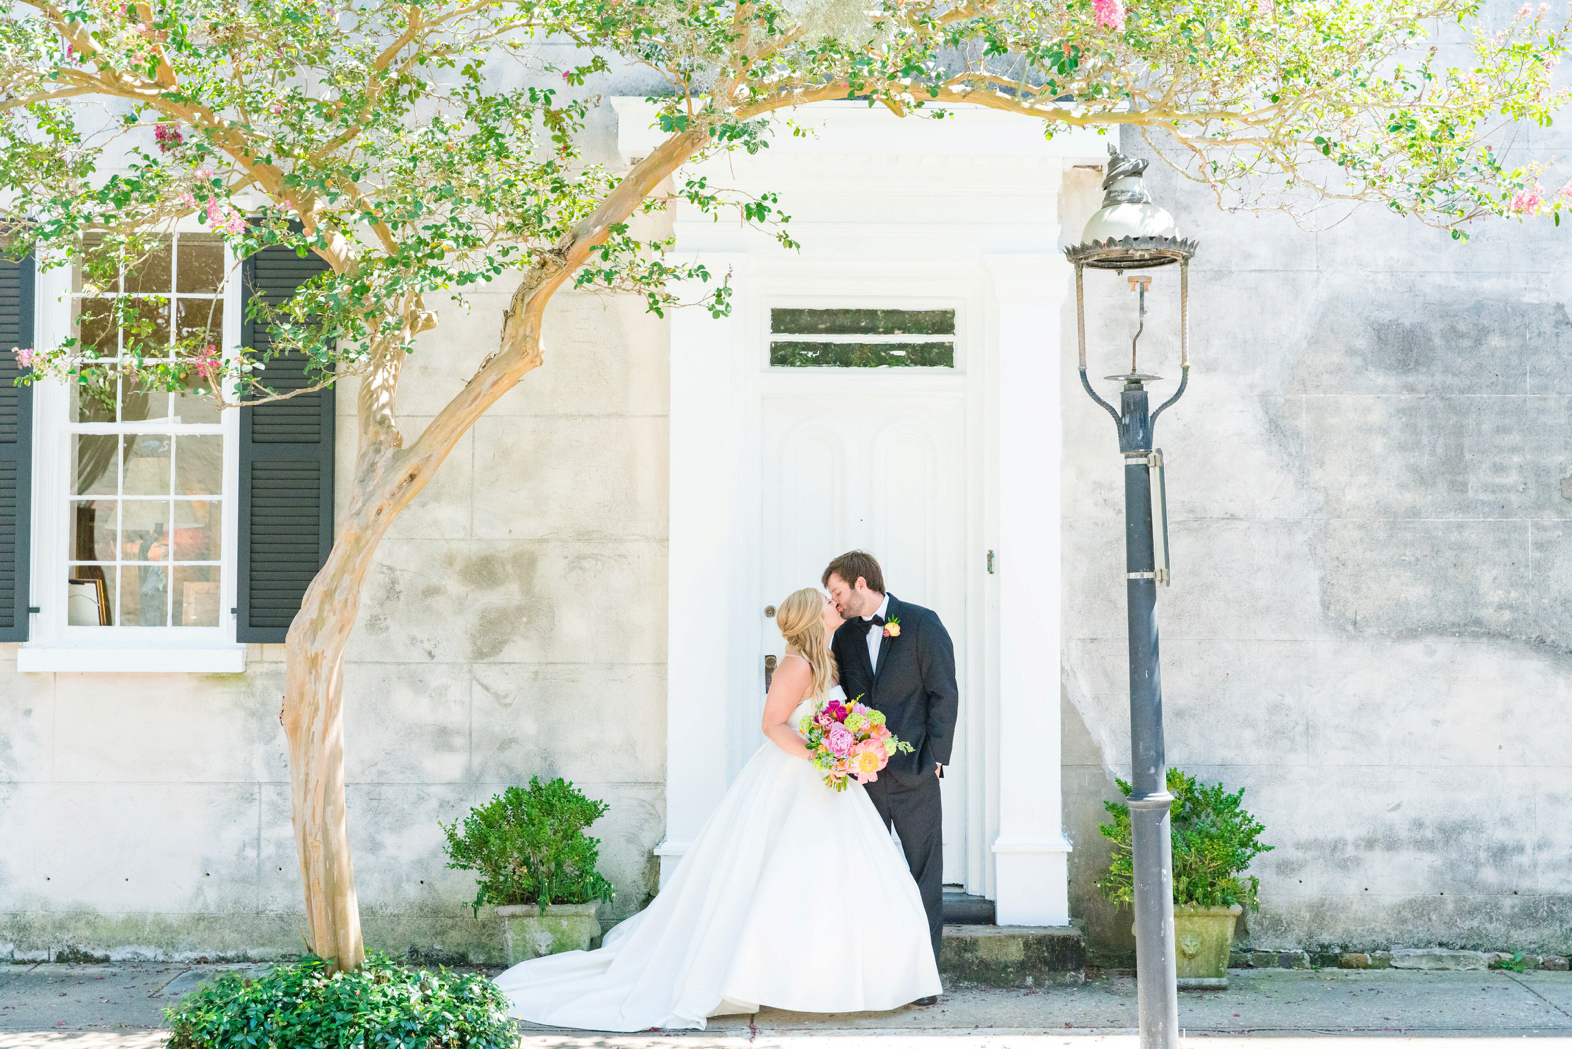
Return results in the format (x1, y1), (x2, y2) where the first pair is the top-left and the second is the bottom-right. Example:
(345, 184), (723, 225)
(17, 645), (248, 674)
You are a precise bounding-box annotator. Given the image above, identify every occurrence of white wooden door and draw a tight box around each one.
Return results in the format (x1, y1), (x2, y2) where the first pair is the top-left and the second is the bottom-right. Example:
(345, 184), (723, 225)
(758, 384), (969, 880)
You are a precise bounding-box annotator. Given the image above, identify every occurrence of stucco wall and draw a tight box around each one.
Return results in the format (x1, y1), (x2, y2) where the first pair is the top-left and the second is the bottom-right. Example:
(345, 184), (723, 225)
(0, 280), (672, 963)
(4, 87), (1571, 965)
(1061, 131), (1572, 959)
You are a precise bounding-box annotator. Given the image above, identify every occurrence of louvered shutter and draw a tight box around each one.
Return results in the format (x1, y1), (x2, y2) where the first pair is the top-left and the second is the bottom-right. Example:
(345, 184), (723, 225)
(0, 252), (34, 642)
(236, 248), (335, 642)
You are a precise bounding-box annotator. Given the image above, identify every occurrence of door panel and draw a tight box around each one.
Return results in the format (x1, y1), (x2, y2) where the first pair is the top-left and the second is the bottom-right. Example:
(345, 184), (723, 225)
(761, 391), (968, 881)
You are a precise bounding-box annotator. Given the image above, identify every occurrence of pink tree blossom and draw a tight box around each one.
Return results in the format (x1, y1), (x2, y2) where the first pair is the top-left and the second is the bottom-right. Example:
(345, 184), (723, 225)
(12, 348), (35, 369)
(1510, 184), (1544, 214)
(193, 343), (222, 381)
(153, 123), (184, 152)
(1094, 0), (1126, 30)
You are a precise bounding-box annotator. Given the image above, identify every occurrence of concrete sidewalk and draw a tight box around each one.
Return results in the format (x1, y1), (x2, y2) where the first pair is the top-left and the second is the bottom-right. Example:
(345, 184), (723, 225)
(2, 964), (1572, 1047)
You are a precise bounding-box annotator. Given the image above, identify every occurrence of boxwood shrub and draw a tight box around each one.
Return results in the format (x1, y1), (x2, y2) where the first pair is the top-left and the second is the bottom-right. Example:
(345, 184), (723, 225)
(1097, 767), (1273, 910)
(165, 952), (515, 1049)
(441, 776), (615, 916)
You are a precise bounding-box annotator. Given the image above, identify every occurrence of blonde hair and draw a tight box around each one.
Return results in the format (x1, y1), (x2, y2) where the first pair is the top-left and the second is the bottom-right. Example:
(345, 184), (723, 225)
(776, 587), (837, 700)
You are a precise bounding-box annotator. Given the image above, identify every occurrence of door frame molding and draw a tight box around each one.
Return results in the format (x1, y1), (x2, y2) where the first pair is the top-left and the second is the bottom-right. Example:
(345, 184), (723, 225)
(622, 99), (1102, 923)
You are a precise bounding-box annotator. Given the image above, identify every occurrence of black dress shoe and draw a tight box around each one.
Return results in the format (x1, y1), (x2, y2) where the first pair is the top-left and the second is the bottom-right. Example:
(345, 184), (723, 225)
(911, 995), (939, 1007)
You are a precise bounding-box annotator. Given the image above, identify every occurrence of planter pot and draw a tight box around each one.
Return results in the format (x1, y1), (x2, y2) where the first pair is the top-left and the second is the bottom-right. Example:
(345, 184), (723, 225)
(1131, 903), (1243, 990)
(496, 902), (602, 965)
(1174, 903), (1243, 989)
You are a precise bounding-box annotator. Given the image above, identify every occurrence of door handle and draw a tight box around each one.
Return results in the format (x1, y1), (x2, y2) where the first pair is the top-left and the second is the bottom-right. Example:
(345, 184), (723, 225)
(764, 654), (777, 692)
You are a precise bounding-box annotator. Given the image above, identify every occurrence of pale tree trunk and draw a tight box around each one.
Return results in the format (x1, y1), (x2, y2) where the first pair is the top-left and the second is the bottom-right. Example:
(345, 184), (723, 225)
(278, 127), (708, 972)
(282, 526), (389, 972)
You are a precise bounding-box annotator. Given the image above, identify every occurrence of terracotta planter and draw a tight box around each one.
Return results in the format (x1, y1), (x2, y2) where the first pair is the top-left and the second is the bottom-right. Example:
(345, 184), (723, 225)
(496, 902), (602, 964)
(1174, 903), (1243, 989)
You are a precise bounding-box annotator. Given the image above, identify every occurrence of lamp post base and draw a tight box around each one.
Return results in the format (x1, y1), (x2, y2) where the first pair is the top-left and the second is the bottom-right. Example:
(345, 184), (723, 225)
(1129, 792), (1180, 1049)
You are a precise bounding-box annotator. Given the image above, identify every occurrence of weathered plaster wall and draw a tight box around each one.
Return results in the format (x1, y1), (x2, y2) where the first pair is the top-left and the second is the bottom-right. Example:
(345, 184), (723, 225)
(1061, 129), (1572, 958)
(0, 281), (671, 963)
(6, 72), (1571, 966)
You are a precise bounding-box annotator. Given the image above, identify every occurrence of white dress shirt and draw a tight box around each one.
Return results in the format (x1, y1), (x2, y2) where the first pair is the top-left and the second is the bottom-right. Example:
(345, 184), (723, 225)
(863, 593), (891, 673)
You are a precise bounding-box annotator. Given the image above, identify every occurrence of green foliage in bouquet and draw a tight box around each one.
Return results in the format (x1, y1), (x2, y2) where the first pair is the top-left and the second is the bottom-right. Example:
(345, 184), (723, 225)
(165, 952), (514, 1049)
(1097, 768), (1272, 911)
(441, 777), (615, 916)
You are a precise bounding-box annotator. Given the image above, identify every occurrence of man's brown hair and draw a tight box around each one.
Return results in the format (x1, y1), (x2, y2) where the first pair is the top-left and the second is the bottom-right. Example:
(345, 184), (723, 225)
(822, 550), (885, 594)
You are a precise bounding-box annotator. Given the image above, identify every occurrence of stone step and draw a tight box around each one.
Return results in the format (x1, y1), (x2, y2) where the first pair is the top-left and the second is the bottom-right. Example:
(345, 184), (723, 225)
(941, 889), (996, 925)
(939, 924), (1086, 988)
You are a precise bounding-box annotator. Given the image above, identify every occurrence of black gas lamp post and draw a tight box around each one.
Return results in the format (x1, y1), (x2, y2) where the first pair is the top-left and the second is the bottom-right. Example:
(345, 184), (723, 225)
(1065, 146), (1198, 1049)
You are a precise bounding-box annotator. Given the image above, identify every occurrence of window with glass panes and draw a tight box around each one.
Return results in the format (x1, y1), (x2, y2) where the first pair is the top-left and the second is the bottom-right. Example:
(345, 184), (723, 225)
(768, 308), (956, 368)
(67, 234), (225, 628)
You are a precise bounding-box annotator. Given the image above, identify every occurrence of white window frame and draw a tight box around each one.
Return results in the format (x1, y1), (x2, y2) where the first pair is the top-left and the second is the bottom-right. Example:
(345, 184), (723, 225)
(19, 230), (246, 673)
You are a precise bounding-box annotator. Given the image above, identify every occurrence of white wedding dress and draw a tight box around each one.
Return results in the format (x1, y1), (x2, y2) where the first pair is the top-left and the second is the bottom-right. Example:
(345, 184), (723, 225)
(494, 685), (942, 1031)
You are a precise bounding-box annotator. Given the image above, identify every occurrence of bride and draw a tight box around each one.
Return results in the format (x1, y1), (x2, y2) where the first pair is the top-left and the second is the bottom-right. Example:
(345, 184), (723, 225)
(493, 587), (942, 1030)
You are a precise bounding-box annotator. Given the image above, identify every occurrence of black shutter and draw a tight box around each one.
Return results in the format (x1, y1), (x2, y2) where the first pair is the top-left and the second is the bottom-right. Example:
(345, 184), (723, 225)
(237, 247), (335, 642)
(0, 252), (34, 642)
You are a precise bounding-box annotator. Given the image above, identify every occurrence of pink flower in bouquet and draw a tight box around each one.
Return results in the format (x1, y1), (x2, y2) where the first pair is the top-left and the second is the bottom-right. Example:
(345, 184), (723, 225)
(814, 709), (834, 728)
(826, 724), (855, 757)
(850, 741), (886, 782)
(823, 700), (848, 722)
(852, 703), (871, 715)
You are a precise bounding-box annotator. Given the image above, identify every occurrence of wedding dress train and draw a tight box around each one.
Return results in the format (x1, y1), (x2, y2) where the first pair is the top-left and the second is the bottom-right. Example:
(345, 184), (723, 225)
(493, 686), (942, 1031)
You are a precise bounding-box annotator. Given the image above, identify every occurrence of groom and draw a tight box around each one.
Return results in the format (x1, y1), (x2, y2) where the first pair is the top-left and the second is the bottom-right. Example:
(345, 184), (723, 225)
(824, 550), (958, 986)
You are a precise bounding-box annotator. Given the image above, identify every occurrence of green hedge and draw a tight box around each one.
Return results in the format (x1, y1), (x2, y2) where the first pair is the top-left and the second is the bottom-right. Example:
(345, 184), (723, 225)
(165, 953), (515, 1049)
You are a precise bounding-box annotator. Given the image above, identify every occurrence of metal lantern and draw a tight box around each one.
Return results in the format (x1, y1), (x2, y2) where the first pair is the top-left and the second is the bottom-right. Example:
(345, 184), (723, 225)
(1064, 146), (1198, 1049)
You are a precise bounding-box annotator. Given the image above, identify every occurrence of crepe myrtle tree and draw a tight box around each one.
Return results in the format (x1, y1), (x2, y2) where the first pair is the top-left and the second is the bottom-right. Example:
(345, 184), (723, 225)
(1, 0), (1568, 972)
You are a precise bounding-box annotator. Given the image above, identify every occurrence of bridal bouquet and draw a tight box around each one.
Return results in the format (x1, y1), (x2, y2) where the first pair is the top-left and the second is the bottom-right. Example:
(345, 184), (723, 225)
(798, 695), (914, 792)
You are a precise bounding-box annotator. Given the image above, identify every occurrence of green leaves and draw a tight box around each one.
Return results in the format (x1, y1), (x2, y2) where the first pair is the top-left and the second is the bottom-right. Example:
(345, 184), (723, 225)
(1, 0), (1567, 421)
(164, 953), (516, 1049)
(0, 0), (654, 405)
(1097, 768), (1274, 911)
(441, 777), (616, 917)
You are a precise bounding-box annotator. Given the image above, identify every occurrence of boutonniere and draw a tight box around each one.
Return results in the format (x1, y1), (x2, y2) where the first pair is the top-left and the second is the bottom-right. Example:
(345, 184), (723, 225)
(883, 616), (901, 638)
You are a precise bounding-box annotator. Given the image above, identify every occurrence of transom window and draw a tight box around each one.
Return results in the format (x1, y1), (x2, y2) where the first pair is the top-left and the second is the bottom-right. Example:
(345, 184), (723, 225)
(769, 308), (956, 368)
(66, 234), (226, 628)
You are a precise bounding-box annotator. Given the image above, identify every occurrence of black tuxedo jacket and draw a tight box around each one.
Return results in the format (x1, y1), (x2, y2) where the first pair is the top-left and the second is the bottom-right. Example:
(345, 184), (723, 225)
(832, 594), (959, 781)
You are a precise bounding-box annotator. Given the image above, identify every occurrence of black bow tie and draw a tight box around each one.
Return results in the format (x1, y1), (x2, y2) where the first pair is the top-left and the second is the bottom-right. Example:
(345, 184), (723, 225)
(865, 614), (886, 628)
